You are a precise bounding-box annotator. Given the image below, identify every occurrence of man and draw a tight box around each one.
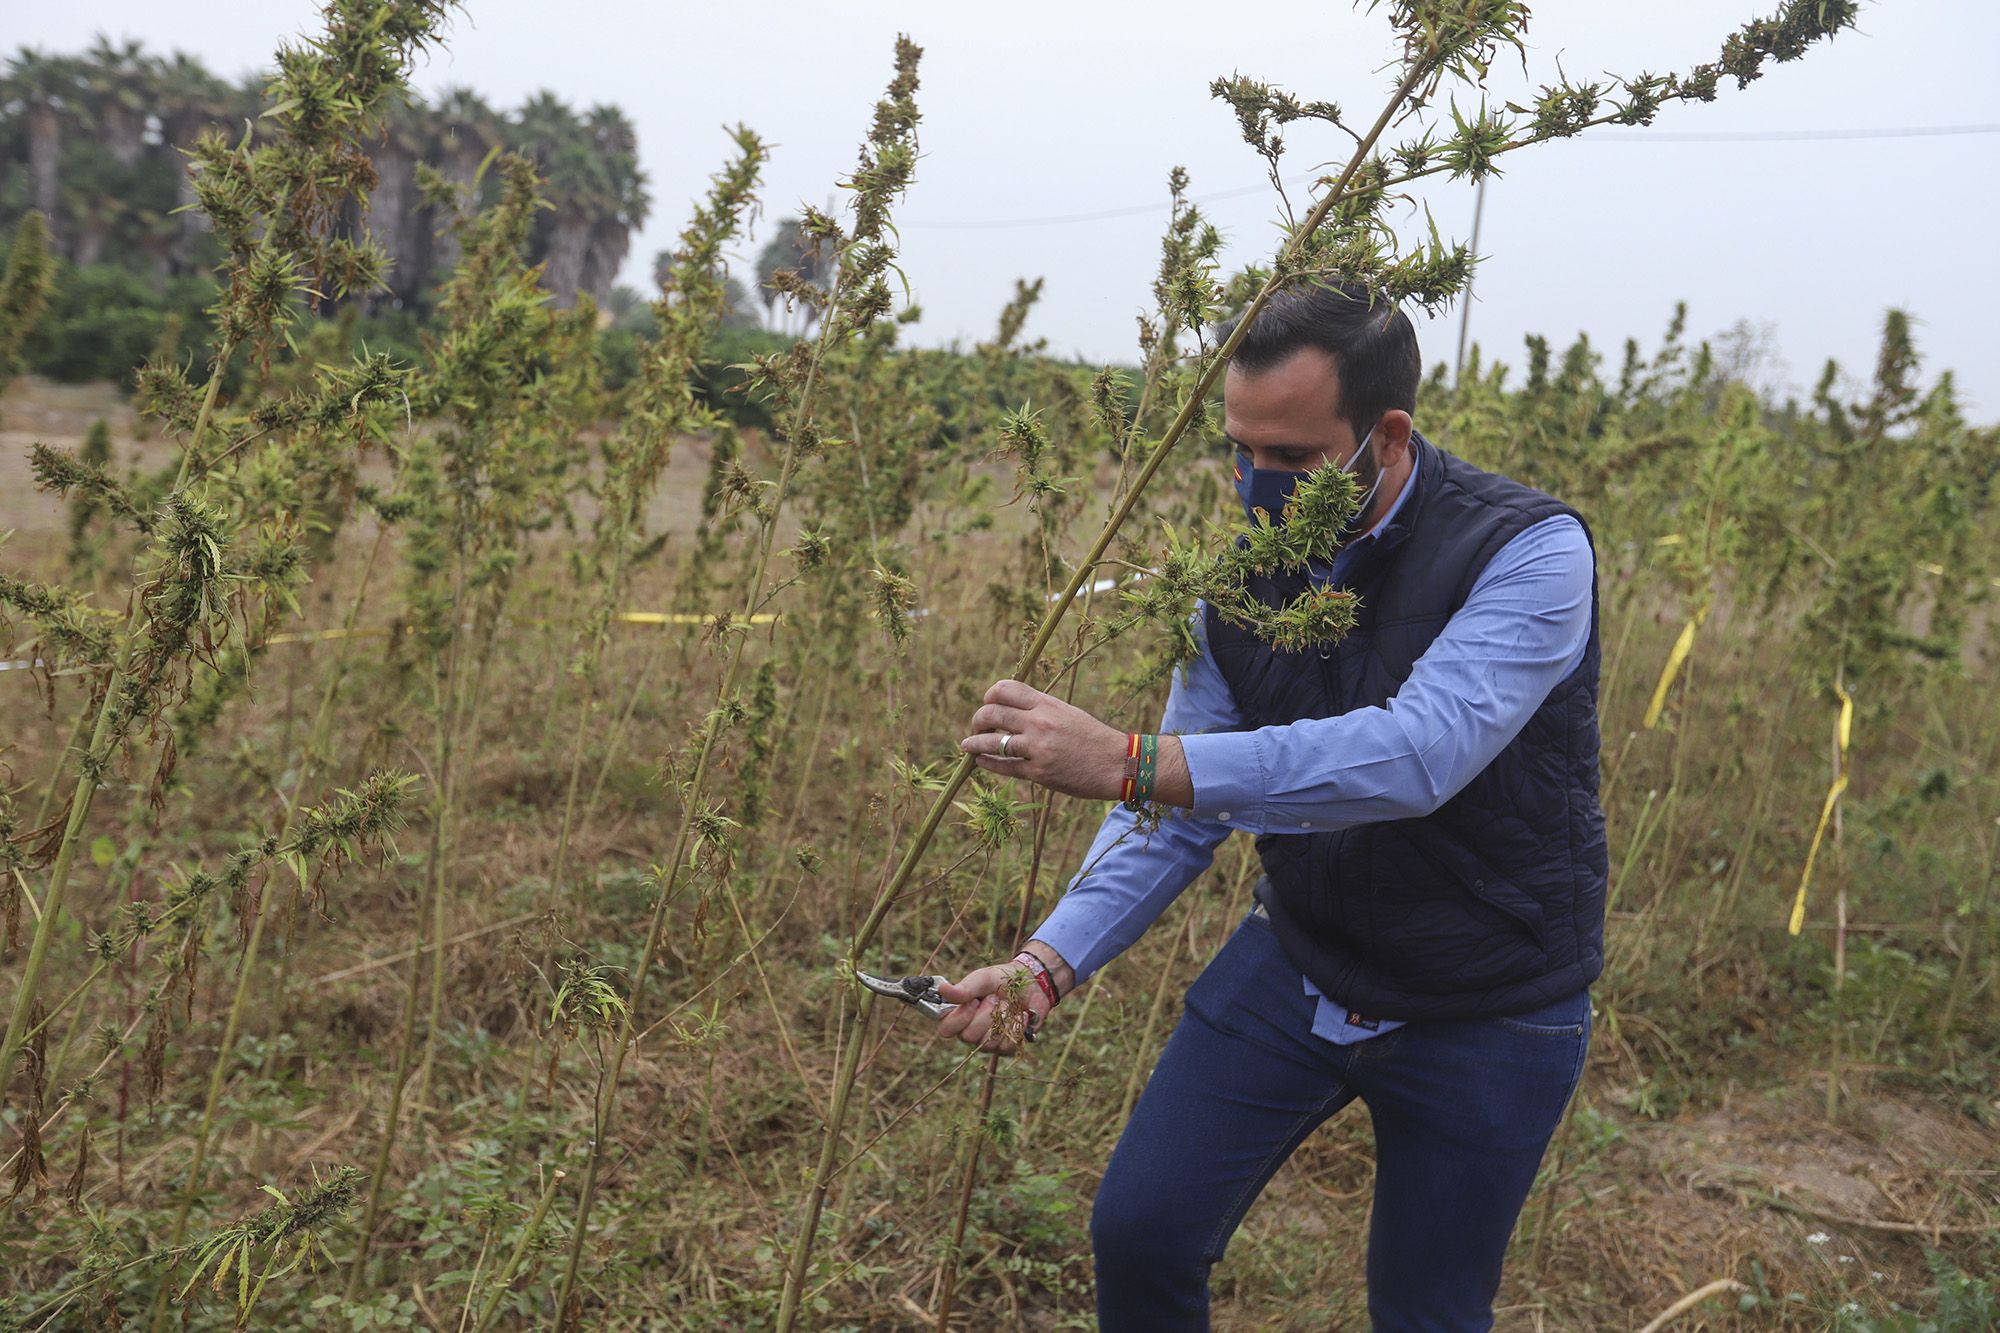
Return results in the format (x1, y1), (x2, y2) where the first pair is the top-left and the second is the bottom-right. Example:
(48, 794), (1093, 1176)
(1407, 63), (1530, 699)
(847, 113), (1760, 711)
(938, 279), (1606, 1332)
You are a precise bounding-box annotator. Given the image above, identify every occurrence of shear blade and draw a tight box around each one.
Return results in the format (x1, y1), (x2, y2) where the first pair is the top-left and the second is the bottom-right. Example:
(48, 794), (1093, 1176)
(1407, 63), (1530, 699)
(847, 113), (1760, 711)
(856, 969), (954, 1017)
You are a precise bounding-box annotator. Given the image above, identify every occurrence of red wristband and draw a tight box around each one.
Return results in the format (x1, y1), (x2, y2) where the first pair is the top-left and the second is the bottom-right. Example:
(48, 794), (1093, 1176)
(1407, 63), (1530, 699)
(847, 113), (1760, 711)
(1013, 950), (1060, 1008)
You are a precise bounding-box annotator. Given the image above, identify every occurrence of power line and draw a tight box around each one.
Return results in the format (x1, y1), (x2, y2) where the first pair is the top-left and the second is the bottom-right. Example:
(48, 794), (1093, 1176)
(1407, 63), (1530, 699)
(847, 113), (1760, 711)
(900, 123), (2000, 231)
(1585, 122), (2000, 142)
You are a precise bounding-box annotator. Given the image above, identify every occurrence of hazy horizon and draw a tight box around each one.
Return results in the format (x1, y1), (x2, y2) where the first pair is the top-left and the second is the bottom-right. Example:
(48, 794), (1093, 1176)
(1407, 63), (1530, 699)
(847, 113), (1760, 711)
(13, 1), (1998, 418)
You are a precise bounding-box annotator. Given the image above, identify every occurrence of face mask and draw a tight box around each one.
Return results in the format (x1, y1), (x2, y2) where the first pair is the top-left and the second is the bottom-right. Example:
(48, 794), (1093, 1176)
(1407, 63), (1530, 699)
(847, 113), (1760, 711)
(1232, 423), (1384, 537)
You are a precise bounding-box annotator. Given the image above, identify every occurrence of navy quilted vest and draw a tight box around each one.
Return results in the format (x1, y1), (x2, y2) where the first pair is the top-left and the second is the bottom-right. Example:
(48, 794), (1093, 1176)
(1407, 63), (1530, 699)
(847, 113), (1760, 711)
(1204, 433), (1608, 1020)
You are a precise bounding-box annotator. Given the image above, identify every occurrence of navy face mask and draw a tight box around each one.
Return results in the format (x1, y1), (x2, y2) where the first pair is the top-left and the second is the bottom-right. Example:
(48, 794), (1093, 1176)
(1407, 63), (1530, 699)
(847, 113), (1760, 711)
(1231, 423), (1383, 537)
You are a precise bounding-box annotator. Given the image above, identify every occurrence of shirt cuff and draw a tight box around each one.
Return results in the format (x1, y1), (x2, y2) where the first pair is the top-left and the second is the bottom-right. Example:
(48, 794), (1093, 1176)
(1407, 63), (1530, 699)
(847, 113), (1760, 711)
(1177, 730), (1269, 832)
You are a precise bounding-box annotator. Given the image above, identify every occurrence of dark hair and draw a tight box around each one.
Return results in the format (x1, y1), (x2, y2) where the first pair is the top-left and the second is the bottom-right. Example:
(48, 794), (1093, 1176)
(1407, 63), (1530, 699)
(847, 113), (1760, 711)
(1214, 280), (1421, 441)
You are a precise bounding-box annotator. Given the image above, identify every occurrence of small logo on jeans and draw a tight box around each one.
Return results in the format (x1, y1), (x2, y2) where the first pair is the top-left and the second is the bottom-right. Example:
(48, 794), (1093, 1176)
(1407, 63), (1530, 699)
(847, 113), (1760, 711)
(1345, 1011), (1381, 1031)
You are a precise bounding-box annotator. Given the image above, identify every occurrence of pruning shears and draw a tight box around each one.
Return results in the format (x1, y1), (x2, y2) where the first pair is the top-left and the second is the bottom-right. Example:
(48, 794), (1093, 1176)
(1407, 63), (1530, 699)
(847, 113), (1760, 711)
(855, 970), (957, 1018)
(854, 969), (1038, 1041)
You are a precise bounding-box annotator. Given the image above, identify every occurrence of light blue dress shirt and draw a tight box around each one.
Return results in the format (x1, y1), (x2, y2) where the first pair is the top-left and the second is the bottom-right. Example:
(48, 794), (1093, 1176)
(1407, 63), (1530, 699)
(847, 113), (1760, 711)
(1033, 447), (1596, 1044)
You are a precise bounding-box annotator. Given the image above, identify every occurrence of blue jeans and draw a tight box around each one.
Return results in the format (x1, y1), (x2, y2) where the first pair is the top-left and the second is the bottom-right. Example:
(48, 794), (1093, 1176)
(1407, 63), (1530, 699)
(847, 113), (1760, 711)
(1092, 910), (1590, 1332)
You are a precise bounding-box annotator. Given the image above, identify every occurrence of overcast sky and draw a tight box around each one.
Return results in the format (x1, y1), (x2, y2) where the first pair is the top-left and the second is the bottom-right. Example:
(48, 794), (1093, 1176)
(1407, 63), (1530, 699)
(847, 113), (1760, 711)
(13, 1), (1998, 417)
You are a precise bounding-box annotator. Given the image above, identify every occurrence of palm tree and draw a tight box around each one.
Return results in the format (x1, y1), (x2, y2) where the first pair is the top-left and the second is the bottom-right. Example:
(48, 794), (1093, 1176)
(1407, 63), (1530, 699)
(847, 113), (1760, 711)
(577, 104), (649, 305)
(720, 271), (760, 330)
(604, 282), (643, 320)
(426, 87), (502, 288)
(81, 35), (157, 170)
(3, 50), (80, 251)
(360, 92), (431, 305)
(510, 91), (604, 307)
(156, 51), (240, 274)
(754, 215), (829, 335)
(507, 94), (652, 308)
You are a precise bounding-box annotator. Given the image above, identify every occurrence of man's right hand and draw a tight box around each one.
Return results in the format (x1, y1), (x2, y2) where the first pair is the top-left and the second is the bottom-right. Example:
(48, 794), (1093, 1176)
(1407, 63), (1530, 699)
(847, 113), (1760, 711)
(935, 941), (1074, 1055)
(935, 963), (1050, 1056)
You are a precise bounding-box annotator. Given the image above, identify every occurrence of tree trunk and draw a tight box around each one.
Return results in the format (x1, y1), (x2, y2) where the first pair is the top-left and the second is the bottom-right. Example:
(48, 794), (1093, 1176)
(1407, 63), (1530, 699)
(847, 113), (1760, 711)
(161, 110), (225, 276)
(363, 142), (427, 306)
(101, 104), (146, 170)
(578, 218), (630, 307)
(538, 214), (592, 309)
(169, 157), (209, 276)
(426, 143), (485, 290)
(74, 227), (106, 268)
(27, 107), (62, 254)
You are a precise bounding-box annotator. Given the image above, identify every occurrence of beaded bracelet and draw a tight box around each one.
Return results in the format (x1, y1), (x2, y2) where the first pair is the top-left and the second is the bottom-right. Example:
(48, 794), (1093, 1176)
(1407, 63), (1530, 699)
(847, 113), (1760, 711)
(1012, 950), (1061, 1009)
(1120, 732), (1159, 806)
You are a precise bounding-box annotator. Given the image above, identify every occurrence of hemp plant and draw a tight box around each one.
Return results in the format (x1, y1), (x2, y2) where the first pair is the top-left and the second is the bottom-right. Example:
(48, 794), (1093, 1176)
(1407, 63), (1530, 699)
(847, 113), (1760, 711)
(509, 127), (768, 1164)
(343, 149), (609, 1289)
(0, 210), (54, 402)
(657, 289), (984, 1088)
(0, 0), (455, 1117)
(0, 769), (413, 1330)
(546, 126), (768, 895)
(10, 1165), (369, 1329)
(550, 38), (925, 1328)
(1765, 311), (1989, 1116)
(775, 2), (1860, 1324)
(136, 776), (417, 1314)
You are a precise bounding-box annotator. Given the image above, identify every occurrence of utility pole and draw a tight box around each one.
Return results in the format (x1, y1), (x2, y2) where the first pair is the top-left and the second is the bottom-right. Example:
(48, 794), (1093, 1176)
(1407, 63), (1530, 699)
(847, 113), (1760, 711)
(1453, 176), (1488, 387)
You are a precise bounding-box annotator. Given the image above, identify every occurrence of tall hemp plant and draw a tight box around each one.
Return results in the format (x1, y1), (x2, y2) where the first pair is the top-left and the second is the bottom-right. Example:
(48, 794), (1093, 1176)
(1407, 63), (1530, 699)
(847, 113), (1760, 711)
(0, 210), (55, 404)
(0, 0), (456, 1121)
(1770, 311), (1985, 1117)
(142, 276), (497, 1304)
(343, 149), (606, 1292)
(551, 38), (925, 1328)
(138, 378), (441, 1321)
(410, 154), (603, 1110)
(546, 126), (768, 895)
(775, 2), (1861, 1324)
(929, 176), (1250, 1330)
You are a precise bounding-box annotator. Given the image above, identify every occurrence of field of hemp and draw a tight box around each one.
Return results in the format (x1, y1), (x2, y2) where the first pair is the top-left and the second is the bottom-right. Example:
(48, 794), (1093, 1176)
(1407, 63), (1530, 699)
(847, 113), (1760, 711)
(1, 0), (1995, 1329)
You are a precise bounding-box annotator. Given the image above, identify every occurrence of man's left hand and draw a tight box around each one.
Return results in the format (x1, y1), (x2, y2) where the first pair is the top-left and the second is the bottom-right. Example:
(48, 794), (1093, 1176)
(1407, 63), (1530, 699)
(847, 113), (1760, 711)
(961, 679), (1127, 800)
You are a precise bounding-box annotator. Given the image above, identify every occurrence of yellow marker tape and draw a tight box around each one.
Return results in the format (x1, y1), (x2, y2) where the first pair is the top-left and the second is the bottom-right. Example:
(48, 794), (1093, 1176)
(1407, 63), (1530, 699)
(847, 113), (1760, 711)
(614, 612), (780, 626)
(259, 612), (780, 644)
(1787, 770), (1850, 936)
(1912, 558), (2000, 589)
(263, 626), (395, 645)
(1641, 606), (1707, 730)
(7, 609), (786, 683)
(1787, 682), (1854, 937)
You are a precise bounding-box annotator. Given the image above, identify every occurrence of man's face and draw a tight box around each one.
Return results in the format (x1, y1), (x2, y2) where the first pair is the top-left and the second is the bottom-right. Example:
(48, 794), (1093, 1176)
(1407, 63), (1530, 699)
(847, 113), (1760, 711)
(1222, 345), (1363, 477)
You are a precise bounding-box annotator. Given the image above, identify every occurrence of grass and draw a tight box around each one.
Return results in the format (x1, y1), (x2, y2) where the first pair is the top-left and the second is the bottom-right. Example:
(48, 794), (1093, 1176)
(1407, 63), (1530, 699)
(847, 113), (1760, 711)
(3, 348), (1994, 1328)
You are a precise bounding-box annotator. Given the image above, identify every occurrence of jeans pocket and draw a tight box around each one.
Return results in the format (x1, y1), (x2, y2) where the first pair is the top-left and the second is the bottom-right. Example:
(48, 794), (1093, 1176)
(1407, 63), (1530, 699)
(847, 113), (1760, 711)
(1494, 988), (1591, 1037)
(1182, 917), (1313, 1056)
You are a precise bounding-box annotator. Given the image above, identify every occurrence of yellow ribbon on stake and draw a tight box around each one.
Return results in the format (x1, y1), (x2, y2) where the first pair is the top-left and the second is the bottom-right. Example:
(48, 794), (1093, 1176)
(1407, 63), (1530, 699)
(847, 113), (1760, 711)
(1786, 682), (1854, 936)
(257, 611), (780, 646)
(1641, 604), (1708, 730)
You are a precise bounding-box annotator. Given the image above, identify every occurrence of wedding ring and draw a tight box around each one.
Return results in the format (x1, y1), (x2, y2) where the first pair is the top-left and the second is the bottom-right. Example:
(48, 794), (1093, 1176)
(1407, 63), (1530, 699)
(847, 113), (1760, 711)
(999, 732), (1014, 758)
